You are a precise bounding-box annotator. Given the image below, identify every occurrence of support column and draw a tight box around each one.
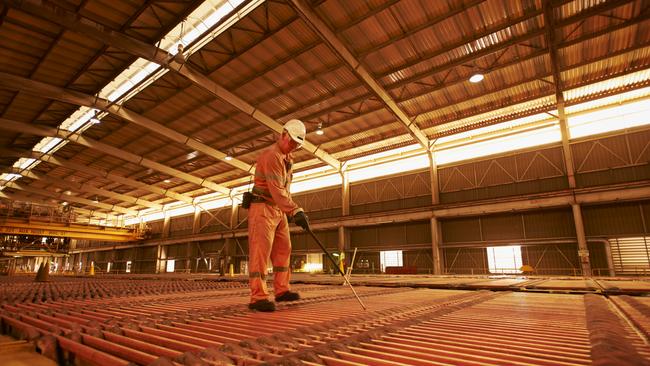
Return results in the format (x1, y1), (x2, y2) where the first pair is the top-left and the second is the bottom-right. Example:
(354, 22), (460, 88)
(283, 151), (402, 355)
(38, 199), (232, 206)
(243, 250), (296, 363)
(222, 199), (239, 275)
(192, 206), (201, 234)
(603, 240), (616, 277)
(430, 217), (443, 275)
(559, 117), (577, 188)
(156, 245), (167, 274)
(571, 203), (592, 276)
(161, 211), (171, 238)
(545, 1), (576, 189)
(158, 211), (171, 274)
(338, 171), (351, 267)
(429, 151), (442, 274)
(428, 151), (440, 205)
(341, 170), (350, 216)
(187, 206), (201, 272)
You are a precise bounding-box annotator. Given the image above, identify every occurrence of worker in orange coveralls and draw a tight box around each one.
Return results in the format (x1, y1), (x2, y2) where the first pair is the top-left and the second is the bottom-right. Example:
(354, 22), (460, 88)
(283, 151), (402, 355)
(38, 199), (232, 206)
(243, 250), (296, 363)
(247, 119), (310, 312)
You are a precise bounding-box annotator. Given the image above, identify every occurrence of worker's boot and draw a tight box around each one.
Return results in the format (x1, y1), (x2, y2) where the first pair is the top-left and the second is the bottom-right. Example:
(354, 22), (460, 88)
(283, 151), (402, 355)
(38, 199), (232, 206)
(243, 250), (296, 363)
(248, 299), (275, 312)
(275, 291), (300, 302)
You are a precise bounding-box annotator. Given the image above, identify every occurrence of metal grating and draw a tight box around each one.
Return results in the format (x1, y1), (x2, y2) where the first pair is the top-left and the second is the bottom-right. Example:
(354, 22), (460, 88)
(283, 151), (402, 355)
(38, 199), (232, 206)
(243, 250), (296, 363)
(1, 276), (649, 365)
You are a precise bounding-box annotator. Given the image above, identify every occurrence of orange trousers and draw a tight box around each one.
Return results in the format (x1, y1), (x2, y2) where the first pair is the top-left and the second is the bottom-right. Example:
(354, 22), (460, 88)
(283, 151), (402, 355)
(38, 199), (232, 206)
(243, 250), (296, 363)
(247, 202), (292, 303)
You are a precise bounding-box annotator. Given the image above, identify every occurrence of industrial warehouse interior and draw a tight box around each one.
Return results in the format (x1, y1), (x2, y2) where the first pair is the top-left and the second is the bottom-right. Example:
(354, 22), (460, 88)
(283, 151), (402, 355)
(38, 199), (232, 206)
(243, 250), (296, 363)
(1, 0), (650, 364)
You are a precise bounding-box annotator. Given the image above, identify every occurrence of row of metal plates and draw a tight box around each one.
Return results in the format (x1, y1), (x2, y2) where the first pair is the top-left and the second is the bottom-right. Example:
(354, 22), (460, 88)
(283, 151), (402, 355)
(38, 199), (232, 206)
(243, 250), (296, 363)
(0, 274), (649, 365)
(288, 273), (650, 295)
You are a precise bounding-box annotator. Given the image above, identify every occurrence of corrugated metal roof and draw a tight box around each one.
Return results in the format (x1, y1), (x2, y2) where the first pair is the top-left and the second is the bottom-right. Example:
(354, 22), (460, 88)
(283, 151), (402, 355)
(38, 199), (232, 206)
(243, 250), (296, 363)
(1, 0), (649, 216)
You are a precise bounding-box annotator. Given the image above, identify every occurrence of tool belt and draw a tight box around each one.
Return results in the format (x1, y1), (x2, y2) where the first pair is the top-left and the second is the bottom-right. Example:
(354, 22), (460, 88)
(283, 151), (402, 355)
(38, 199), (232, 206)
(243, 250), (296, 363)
(241, 190), (274, 209)
(251, 195), (271, 204)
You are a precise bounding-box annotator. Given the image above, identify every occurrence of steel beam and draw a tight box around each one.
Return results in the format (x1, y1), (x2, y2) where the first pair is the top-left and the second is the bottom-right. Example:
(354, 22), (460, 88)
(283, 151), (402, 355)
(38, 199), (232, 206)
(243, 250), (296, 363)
(12, 169), (163, 210)
(0, 218), (141, 242)
(7, 0), (341, 171)
(0, 72), (253, 175)
(0, 116), (230, 195)
(0, 148), (196, 205)
(289, 0), (429, 149)
(2, 182), (136, 215)
(0, 191), (113, 220)
(71, 180), (650, 252)
(544, 0), (576, 189)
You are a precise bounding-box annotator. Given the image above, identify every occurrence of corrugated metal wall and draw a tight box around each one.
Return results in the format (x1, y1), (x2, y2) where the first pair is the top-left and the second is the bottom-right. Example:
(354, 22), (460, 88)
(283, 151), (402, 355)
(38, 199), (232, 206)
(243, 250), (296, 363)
(521, 244), (580, 276)
(76, 128), (650, 275)
(350, 170), (432, 214)
(573, 129), (650, 187)
(439, 145), (568, 203)
(349, 221), (431, 250)
(290, 230), (339, 252)
(199, 207), (232, 233)
(583, 202), (647, 236)
(293, 187), (342, 219)
(444, 247), (488, 274)
(170, 214), (194, 236)
(148, 220), (164, 236)
(441, 209), (576, 244)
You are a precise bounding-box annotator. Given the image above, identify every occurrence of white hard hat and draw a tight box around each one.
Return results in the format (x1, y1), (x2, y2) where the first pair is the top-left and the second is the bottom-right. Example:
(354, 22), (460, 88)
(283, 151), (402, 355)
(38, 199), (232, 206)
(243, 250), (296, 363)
(283, 119), (306, 145)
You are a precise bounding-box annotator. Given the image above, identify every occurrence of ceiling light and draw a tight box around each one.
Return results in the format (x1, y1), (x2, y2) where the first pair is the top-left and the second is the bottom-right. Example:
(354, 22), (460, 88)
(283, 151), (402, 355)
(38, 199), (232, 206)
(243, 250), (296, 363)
(469, 73), (484, 83)
(164, 179), (171, 183)
(65, 191), (72, 195)
(61, 201), (68, 206)
(316, 122), (324, 135)
(225, 155), (233, 161)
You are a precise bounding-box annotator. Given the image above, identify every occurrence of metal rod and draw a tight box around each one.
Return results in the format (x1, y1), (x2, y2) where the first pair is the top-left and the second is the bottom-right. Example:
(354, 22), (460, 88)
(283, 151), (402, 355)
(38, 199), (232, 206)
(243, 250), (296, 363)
(343, 247), (358, 285)
(306, 228), (366, 310)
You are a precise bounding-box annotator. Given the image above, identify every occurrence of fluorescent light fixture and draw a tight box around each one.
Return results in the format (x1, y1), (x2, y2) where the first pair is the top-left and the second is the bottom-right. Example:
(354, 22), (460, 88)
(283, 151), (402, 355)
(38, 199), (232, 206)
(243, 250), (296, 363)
(469, 73), (484, 83)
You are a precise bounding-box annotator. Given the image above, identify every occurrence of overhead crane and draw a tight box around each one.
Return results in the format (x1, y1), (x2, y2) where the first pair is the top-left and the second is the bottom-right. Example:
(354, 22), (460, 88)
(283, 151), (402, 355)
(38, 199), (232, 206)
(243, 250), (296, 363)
(0, 217), (142, 243)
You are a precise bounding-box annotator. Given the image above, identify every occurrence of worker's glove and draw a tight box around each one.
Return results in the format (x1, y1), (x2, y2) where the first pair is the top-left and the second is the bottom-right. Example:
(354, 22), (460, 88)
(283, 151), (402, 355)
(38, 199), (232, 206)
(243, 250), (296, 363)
(293, 210), (310, 231)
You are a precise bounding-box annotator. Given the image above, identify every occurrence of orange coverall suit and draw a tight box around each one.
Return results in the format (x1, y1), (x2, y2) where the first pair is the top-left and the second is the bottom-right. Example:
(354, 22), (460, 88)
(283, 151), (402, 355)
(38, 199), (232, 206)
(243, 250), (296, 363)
(248, 143), (300, 303)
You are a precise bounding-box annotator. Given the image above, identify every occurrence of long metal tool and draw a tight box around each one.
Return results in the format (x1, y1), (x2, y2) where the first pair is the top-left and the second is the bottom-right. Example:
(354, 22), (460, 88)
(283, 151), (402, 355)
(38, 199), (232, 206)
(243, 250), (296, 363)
(306, 228), (366, 310)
